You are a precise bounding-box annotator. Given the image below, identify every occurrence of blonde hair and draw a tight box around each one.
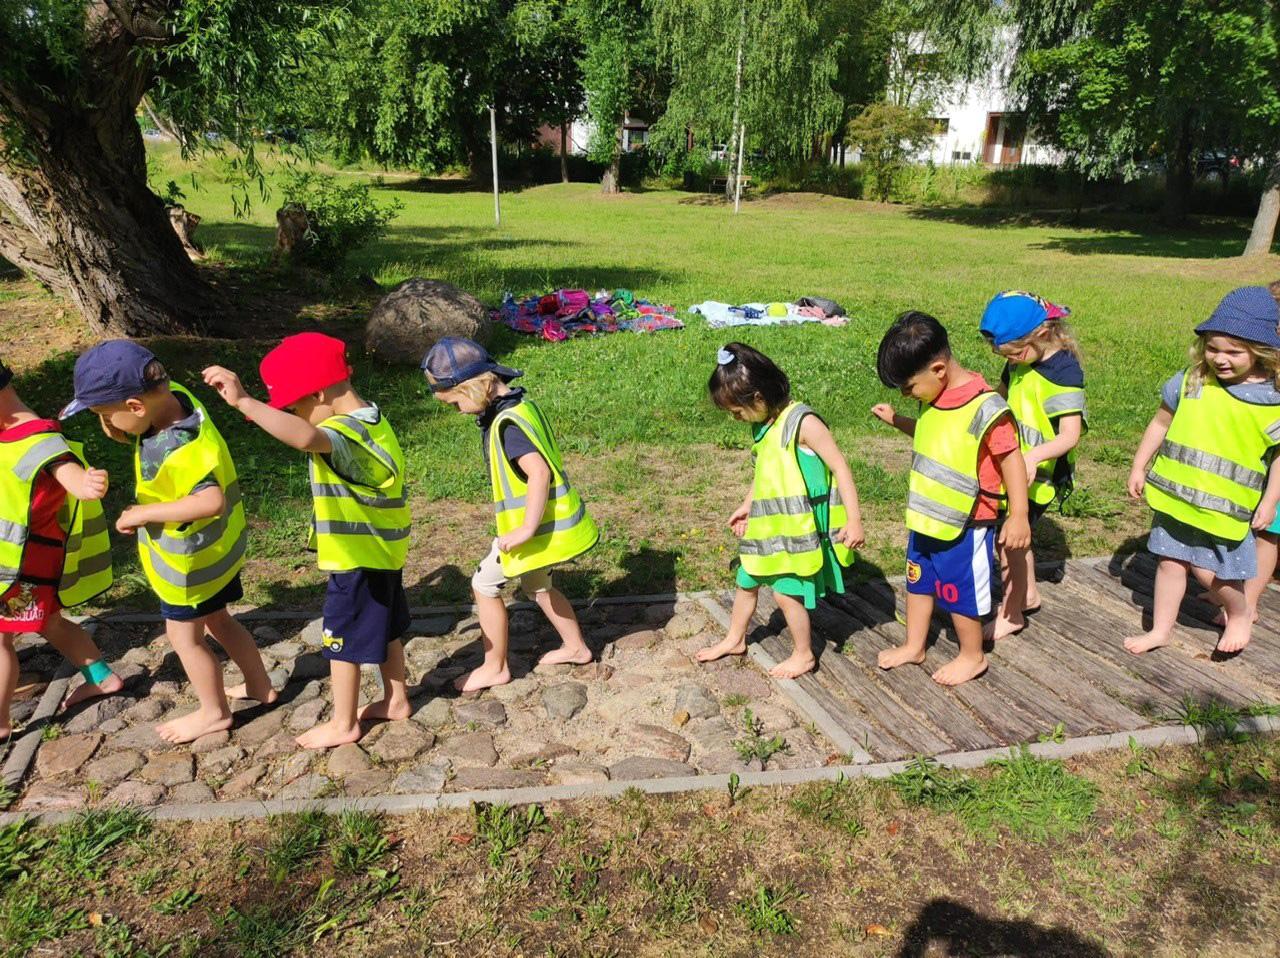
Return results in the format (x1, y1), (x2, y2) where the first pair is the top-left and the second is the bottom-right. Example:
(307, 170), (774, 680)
(1189, 335), (1280, 391)
(1002, 318), (1082, 361)
(430, 370), (503, 407)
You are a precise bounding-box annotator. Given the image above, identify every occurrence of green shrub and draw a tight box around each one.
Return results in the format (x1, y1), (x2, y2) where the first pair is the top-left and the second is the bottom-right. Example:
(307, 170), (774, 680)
(279, 170), (401, 271)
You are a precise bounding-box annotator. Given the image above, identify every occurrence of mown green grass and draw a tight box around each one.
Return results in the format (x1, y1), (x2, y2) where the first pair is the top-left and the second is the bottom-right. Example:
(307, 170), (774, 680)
(6, 141), (1278, 606)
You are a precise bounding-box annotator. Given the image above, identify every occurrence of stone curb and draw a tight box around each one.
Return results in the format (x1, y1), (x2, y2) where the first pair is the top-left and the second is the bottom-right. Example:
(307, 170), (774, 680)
(5, 715), (1277, 827)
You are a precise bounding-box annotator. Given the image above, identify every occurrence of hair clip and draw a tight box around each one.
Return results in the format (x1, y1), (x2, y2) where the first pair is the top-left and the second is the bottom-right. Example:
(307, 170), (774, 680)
(716, 347), (735, 366)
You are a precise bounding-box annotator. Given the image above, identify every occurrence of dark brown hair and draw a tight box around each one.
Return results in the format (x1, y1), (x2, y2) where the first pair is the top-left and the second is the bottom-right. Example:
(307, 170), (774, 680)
(142, 359), (170, 393)
(708, 342), (790, 416)
(876, 310), (951, 388)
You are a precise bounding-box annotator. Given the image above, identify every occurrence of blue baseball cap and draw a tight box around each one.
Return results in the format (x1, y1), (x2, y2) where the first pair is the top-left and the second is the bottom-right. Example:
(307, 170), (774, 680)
(59, 340), (162, 418)
(979, 291), (1071, 346)
(421, 337), (521, 392)
(1195, 286), (1280, 349)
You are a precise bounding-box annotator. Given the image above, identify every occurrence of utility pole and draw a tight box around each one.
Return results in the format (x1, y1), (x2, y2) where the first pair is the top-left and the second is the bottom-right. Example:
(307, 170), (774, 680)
(490, 105), (501, 227)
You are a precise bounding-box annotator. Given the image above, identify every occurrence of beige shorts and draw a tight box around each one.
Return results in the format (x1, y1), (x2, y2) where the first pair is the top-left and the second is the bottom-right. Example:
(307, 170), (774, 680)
(471, 539), (552, 598)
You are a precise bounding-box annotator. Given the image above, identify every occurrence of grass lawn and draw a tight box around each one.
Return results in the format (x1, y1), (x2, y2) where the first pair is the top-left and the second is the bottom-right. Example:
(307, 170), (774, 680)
(1, 734), (1277, 956)
(2, 141), (1278, 608)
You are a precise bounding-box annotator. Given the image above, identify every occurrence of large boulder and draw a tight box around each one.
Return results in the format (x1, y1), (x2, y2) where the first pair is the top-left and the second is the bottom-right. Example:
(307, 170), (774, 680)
(365, 278), (492, 365)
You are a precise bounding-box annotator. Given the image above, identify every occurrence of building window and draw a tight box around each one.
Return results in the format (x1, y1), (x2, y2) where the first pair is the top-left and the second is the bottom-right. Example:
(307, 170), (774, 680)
(952, 150), (972, 161)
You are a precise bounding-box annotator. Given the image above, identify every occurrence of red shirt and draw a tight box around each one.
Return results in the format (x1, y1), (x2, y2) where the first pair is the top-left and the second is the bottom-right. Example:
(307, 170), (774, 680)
(0, 419), (71, 581)
(929, 373), (1018, 524)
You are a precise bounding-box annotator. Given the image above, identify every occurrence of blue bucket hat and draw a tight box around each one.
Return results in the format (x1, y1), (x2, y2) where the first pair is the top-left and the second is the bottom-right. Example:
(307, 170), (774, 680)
(1195, 286), (1280, 349)
(59, 340), (161, 418)
(979, 291), (1071, 346)
(421, 337), (522, 392)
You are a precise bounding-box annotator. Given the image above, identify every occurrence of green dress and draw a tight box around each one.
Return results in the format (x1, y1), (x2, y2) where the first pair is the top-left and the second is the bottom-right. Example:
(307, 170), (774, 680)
(735, 418), (848, 610)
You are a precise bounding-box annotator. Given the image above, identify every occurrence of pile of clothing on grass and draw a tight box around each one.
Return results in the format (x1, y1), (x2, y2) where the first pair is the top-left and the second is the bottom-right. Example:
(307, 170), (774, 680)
(688, 296), (849, 329)
(494, 288), (684, 340)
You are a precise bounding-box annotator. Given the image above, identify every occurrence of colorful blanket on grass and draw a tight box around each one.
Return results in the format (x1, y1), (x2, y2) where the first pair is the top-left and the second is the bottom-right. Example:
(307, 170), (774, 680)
(494, 289), (684, 341)
(688, 299), (849, 329)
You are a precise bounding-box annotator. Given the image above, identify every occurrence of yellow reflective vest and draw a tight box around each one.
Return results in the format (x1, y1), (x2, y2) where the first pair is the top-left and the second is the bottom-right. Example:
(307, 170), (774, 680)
(740, 402), (855, 577)
(309, 410), (411, 571)
(488, 399), (598, 577)
(0, 430), (113, 607)
(1145, 371), (1280, 541)
(1006, 363), (1087, 507)
(907, 391), (1011, 541)
(134, 384), (246, 606)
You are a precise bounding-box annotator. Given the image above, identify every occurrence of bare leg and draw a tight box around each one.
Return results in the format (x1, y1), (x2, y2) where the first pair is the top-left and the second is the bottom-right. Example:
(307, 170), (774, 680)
(156, 617), (233, 743)
(534, 588), (593, 666)
(769, 591), (816, 678)
(933, 613), (988, 686)
(206, 609), (278, 705)
(43, 613), (123, 709)
(1125, 558), (1187, 654)
(456, 590), (511, 692)
(696, 587), (757, 662)
(879, 591), (932, 669)
(1246, 533), (1279, 621)
(986, 542), (1030, 641)
(297, 659), (362, 749)
(1022, 547), (1042, 611)
(0, 635), (16, 740)
(1211, 579), (1252, 653)
(359, 639), (412, 720)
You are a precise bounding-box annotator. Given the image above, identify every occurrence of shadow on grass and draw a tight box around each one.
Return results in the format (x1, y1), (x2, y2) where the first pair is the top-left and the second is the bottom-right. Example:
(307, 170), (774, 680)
(896, 897), (1108, 957)
(906, 207), (1250, 259)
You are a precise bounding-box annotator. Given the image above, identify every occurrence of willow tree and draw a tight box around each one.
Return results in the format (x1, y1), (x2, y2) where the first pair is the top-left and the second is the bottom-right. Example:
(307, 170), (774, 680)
(649, 0), (841, 196)
(0, 2), (336, 336)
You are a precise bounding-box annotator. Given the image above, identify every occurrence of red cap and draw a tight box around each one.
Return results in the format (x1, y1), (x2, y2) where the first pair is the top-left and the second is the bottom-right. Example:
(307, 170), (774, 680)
(259, 332), (351, 409)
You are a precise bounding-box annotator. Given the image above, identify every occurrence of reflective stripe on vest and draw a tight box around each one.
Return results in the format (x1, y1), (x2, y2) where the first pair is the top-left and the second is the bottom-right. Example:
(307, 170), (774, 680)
(739, 402), (855, 577)
(310, 411), (411, 572)
(906, 391), (1010, 541)
(488, 399), (598, 578)
(1144, 371), (1280, 541)
(1007, 365), (1086, 507)
(133, 384), (245, 605)
(0, 432), (113, 606)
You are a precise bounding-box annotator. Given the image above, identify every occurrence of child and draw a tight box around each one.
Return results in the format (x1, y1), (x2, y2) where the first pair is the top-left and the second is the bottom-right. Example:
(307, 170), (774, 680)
(1125, 287), (1280, 655)
(203, 333), (412, 749)
(422, 337), (597, 691)
(0, 360), (120, 739)
(61, 341), (277, 744)
(872, 311), (1031, 686)
(696, 343), (865, 678)
(979, 291), (1086, 640)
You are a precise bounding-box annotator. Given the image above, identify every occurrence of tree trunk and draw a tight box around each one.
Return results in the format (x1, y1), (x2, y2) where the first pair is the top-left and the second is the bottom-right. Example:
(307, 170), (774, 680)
(559, 123), (570, 183)
(1162, 118), (1195, 226)
(601, 122), (623, 194)
(1244, 155), (1280, 257)
(725, 2), (746, 200)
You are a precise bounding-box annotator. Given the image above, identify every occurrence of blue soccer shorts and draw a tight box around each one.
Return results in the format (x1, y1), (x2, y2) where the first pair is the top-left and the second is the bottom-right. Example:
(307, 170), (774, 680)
(905, 525), (995, 619)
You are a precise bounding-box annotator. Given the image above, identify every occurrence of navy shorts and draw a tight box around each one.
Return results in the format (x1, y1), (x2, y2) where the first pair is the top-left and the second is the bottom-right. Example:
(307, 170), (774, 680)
(321, 569), (411, 665)
(160, 574), (243, 622)
(905, 526), (995, 619)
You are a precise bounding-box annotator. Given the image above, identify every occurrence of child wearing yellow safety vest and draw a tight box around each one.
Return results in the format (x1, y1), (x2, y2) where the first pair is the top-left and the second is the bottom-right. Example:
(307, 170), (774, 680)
(62, 341), (277, 744)
(1126, 287), (1280, 657)
(872, 312), (1031, 687)
(697, 343), (865, 680)
(204, 333), (413, 749)
(0, 360), (120, 739)
(979, 291), (1086, 641)
(423, 338), (597, 693)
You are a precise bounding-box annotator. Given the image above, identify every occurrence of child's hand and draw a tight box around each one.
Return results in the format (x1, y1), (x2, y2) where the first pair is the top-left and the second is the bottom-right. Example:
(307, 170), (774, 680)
(728, 504), (749, 538)
(999, 514), (1031, 551)
(1253, 501), (1278, 531)
(115, 505), (147, 536)
(497, 528), (534, 554)
(202, 366), (248, 407)
(833, 520), (865, 550)
(1126, 468), (1146, 500)
(79, 468), (109, 502)
(871, 404), (896, 426)
(1022, 451), (1040, 485)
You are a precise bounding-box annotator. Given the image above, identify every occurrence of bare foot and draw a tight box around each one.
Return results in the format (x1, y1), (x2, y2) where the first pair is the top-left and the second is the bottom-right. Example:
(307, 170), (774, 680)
(695, 636), (746, 663)
(225, 681), (280, 705)
(932, 655), (988, 686)
(1124, 631), (1171, 655)
(1212, 608), (1258, 628)
(538, 646), (594, 667)
(454, 663), (511, 693)
(296, 719), (362, 750)
(983, 613), (1025, 642)
(156, 708), (233, 744)
(878, 645), (926, 670)
(358, 697), (412, 722)
(59, 671), (124, 712)
(1216, 618), (1253, 654)
(769, 653), (816, 679)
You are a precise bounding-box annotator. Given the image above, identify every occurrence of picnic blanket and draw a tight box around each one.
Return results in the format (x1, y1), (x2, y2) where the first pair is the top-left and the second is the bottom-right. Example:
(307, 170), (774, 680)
(689, 297), (849, 329)
(494, 288), (684, 341)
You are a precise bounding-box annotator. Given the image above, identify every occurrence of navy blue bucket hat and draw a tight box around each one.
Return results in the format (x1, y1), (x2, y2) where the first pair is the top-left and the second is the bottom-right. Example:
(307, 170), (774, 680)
(421, 337), (522, 392)
(1195, 287), (1280, 350)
